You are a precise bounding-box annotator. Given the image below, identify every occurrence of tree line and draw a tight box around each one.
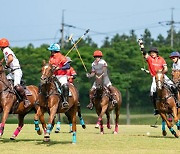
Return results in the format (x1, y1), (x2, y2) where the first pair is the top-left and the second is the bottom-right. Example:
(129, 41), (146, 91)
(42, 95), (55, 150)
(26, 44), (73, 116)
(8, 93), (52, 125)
(1, 28), (180, 111)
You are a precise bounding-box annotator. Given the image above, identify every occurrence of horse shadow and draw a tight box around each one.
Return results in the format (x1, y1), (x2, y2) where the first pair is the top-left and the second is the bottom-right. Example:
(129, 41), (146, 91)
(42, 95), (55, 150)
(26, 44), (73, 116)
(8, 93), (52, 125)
(0, 138), (72, 145)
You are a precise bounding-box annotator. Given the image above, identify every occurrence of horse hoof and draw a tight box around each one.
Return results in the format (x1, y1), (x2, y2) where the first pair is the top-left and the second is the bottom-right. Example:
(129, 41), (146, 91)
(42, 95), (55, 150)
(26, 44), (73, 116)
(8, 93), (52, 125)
(95, 124), (99, 129)
(100, 132), (104, 135)
(113, 131), (118, 134)
(174, 133), (179, 138)
(55, 130), (60, 133)
(44, 134), (50, 138)
(37, 130), (42, 135)
(69, 130), (73, 133)
(82, 125), (86, 129)
(10, 135), (16, 140)
(162, 130), (167, 136)
(43, 138), (50, 142)
(107, 126), (112, 129)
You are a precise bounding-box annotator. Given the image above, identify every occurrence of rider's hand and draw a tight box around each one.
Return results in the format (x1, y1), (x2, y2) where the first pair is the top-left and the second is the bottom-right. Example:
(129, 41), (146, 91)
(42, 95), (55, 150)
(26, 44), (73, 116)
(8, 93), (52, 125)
(86, 73), (91, 78)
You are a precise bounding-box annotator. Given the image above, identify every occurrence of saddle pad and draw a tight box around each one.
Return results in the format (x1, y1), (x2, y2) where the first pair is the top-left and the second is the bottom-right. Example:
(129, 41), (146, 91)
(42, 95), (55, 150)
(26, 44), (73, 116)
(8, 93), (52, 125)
(25, 89), (32, 96)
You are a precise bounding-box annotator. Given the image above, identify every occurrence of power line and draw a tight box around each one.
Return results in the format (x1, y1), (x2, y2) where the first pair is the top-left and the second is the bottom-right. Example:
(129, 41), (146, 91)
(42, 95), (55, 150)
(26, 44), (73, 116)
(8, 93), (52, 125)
(158, 8), (180, 48)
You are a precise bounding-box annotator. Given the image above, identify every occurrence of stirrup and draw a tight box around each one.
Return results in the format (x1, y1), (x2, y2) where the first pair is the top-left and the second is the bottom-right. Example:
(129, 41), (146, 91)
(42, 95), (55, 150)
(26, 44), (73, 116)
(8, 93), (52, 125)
(87, 103), (93, 110)
(62, 102), (69, 109)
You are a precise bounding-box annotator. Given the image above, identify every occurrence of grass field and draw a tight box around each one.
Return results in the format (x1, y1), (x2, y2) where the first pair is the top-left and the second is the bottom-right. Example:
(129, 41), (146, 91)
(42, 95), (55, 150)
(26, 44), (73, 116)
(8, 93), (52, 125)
(0, 124), (180, 154)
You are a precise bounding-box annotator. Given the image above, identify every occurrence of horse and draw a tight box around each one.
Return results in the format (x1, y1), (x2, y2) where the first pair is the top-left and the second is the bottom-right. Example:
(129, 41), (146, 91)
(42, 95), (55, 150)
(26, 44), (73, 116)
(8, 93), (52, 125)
(90, 73), (122, 134)
(0, 59), (46, 140)
(36, 61), (78, 143)
(155, 70), (180, 137)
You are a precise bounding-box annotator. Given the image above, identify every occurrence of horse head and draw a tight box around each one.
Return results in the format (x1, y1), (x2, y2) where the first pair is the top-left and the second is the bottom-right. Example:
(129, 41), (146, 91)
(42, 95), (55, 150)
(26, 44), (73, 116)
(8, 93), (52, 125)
(155, 70), (164, 90)
(95, 73), (104, 90)
(172, 70), (180, 88)
(40, 61), (55, 85)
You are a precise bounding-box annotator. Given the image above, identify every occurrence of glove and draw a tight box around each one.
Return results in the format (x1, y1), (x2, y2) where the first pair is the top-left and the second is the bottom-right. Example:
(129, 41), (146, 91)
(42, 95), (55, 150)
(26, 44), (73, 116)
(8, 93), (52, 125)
(4, 65), (9, 69)
(86, 73), (91, 78)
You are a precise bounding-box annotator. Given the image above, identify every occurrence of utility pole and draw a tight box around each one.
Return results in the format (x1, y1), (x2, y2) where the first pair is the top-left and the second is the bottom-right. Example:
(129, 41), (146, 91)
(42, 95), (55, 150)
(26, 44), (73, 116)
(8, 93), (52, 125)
(158, 8), (180, 48)
(60, 9), (65, 48)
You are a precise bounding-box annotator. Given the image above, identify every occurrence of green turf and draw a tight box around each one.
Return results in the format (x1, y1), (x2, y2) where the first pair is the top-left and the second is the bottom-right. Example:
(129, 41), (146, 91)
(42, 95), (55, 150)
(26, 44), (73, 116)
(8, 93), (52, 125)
(0, 124), (180, 154)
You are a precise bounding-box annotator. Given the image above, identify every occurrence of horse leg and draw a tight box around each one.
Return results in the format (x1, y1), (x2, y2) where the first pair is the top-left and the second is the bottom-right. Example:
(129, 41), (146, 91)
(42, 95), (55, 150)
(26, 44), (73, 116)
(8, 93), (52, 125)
(114, 107), (120, 134)
(160, 112), (178, 138)
(10, 114), (25, 140)
(55, 113), (61, 133)
(0, 105), (12, 137)
(77, 105), (86, 129)
(34, 107), (46, 135)
(162, 119), (167, 136)
(44, 105), (58, 141)
(68, 105), (77, 144)
(173, 107), (180, 136)
(65, 112), (73, 133)
(106, 111), (111, 129)
(97, 104), (108, 134)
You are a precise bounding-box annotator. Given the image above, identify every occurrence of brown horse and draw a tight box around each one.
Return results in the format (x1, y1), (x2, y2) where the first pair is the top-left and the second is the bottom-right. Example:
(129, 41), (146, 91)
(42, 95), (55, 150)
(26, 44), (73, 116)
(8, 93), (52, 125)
(90, 73), (122, 134)
(172, 70), (180, 90)
(0, 59), (46, 139)
(36, 62), (78, 143)
(155, 70), (180, 137)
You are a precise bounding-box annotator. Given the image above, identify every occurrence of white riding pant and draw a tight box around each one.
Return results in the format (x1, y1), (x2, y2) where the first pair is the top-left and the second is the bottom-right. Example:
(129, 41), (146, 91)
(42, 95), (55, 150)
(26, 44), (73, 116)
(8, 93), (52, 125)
(150, 74), (174, 96)
(56, 75), (68, 86)
(7, 69), (22, 87)
(92, 76), (112, 89)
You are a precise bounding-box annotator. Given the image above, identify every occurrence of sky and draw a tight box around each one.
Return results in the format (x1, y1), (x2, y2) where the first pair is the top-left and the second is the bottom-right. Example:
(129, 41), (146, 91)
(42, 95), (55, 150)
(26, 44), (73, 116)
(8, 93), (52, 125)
(1, 0), (180, 48)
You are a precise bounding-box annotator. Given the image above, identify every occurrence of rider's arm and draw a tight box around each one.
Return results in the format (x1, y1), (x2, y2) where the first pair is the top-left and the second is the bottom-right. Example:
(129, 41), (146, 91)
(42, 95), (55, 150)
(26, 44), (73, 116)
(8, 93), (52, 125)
(61, 62), (70, 70)
(6, 54), (13, 66)
(162, 65), (168, 74)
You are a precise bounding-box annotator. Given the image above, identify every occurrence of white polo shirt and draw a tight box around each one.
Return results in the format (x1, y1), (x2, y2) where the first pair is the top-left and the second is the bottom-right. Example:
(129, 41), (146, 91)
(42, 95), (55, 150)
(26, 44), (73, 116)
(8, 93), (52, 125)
(3, 47), (21, 69)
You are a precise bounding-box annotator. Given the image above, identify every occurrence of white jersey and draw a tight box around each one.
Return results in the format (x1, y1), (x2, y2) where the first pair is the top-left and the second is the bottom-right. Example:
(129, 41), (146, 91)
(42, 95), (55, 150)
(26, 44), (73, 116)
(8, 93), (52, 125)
(3, 47), (21, 69)
(172, 60), (180, 70)
(91, 59), (108, 76)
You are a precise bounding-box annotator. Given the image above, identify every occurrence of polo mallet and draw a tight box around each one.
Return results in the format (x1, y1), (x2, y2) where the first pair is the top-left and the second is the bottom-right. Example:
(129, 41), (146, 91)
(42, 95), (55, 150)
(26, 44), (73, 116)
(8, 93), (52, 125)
(68, 34), (88, 72)
(150, 115), (160, 128)
(65, 29), (90, 57)
(137, 39), (149, 74)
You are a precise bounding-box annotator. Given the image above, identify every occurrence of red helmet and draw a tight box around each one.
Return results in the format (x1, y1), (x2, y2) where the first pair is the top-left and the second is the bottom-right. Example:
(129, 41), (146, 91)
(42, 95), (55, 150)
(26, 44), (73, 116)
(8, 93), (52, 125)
(93, 50), (103, 57)
(0, 38), (9, 47)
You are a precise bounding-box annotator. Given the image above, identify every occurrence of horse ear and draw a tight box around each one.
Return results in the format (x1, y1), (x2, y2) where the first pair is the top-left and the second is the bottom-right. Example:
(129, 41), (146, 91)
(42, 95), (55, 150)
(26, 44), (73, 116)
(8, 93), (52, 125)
(0, 58), (4, 63)
(42, 60), (46, 66)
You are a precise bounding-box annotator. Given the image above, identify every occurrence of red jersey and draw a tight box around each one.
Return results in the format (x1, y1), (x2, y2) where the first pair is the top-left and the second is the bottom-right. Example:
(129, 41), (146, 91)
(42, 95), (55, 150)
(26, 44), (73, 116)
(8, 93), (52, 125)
(146, 55), (167, 77)
(49, 52), (68, 75)
(66, 67), (77, 83)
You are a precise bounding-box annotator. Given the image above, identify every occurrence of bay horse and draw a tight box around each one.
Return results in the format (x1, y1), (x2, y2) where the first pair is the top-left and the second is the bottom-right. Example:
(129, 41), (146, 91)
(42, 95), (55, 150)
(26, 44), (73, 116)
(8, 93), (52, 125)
(172, 70), (180, 90)
(0, 59), (46, 139)
(155, 70), (180, 137)
(36, 61), (78, 143)
(90, 73), (122, 134)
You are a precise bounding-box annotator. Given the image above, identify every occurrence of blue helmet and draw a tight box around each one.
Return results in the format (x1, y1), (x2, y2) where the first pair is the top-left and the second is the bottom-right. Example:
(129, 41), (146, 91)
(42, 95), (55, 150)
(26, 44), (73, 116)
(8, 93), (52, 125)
(48, 43), (60, 52)
(169, 51), (180, 58)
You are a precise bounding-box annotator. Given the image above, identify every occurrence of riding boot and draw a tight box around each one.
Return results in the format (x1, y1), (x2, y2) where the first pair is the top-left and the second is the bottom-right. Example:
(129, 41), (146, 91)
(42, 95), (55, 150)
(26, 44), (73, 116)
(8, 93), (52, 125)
(87, 88), (95, 110)
(62, 84), (69, 109)
(150, 92), (159, 115)
(15, 84), (30, 108)
(171, 85), (180, 108)
(108, 85), (117, 107)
